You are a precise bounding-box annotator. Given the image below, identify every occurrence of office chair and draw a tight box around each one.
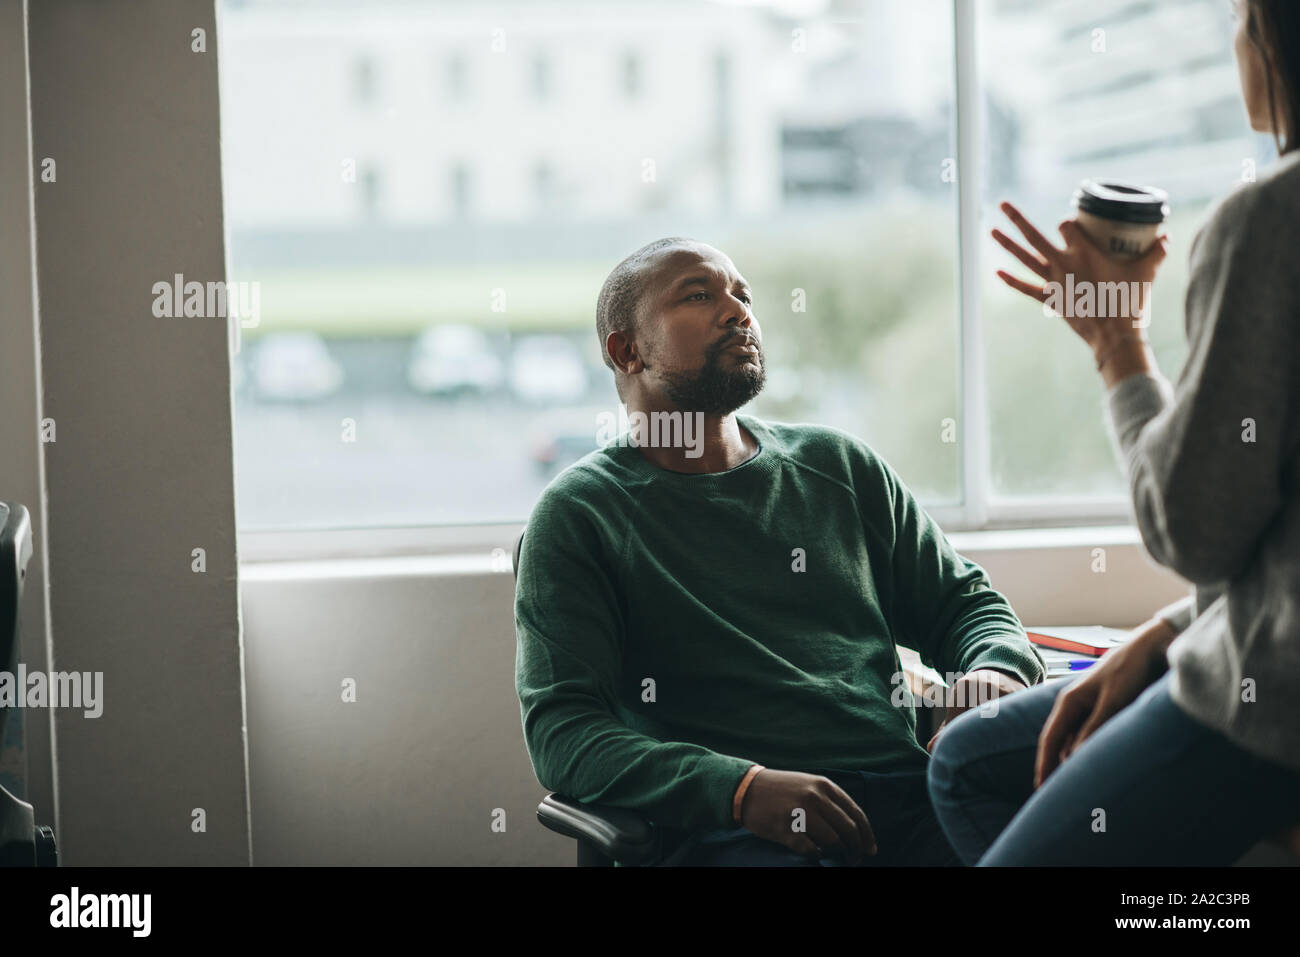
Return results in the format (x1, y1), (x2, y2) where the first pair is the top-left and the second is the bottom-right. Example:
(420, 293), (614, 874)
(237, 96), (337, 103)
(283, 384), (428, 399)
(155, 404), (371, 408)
(512, 528), (938, 867)
(0, 502), (58, 866)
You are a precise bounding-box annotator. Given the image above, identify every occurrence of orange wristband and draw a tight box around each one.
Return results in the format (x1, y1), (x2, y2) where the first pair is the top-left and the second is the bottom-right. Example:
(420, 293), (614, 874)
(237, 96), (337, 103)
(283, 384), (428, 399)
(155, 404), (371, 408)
(732, 764), (765, 824)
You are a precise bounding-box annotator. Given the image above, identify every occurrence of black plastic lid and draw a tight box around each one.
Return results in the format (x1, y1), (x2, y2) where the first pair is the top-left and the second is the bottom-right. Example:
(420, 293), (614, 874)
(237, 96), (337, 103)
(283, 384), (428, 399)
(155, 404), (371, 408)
(1072, 180), (1169, 224)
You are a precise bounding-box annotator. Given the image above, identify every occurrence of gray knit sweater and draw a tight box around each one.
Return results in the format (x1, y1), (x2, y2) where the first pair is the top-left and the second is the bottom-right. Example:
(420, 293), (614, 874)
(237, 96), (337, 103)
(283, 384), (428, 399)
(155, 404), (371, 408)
(1106, 149), (1300, 772)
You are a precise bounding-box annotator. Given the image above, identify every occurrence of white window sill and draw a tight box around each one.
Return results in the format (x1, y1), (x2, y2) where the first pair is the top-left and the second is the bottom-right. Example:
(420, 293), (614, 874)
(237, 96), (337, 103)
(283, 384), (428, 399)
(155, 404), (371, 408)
(237, 520), (1182, 630)
(238, 522), (1144, 579)
(948, 523), (1141, 552)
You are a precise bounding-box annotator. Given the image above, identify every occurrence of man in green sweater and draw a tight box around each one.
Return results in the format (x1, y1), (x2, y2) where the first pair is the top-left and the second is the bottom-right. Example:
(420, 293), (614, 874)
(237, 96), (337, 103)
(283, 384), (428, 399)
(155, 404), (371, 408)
(514, 237), (1045, 866)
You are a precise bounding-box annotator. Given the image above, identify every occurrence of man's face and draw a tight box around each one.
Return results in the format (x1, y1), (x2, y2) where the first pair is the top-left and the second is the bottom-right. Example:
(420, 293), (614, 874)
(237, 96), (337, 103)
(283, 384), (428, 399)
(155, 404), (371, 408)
(632, 244), (766, 414)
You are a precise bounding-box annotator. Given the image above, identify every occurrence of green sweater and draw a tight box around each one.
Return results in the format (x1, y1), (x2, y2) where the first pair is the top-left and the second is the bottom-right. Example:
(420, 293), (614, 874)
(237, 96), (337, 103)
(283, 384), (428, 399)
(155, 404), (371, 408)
(514, 413), (1045, 832)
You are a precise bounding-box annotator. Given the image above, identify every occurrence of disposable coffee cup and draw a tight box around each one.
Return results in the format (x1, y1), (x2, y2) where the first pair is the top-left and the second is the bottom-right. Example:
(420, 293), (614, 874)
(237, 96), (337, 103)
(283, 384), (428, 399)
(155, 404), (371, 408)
(1071, 181), (1169, 261)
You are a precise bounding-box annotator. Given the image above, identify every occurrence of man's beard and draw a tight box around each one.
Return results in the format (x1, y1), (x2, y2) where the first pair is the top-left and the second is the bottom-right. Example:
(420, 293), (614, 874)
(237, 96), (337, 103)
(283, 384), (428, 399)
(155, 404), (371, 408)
(659, 339), (766, 415)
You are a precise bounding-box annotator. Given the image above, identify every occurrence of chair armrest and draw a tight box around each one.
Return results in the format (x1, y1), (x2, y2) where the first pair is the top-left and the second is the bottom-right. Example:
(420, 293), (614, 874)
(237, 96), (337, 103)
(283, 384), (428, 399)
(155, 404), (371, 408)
(536, 793), (660, 865)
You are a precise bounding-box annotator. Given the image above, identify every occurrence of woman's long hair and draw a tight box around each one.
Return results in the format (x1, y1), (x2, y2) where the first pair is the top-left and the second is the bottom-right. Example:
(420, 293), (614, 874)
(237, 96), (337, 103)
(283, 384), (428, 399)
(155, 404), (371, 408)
(1246, 0), (1300, 154)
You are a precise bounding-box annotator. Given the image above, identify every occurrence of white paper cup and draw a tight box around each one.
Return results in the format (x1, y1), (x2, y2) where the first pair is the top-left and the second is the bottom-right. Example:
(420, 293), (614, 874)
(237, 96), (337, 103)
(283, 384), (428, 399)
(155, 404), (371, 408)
(1072, 181), (1169, 261)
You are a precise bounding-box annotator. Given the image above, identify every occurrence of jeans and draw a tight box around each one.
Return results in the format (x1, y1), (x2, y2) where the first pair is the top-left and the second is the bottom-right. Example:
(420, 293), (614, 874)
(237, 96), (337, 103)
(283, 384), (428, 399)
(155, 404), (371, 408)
(927, 672), (1300, 866)
(653, 766), (961, 866)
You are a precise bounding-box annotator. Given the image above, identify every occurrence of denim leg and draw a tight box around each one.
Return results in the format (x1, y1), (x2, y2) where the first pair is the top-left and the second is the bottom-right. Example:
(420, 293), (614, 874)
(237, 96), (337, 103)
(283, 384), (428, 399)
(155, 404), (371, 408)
(977, 673), (1300, 865)
(929, 671), (1300, 866)
(927, 677), (1073, 865)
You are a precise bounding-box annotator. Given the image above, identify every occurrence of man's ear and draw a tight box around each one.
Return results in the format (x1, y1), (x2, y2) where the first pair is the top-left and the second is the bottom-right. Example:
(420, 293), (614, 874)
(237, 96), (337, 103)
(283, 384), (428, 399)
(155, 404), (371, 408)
(608, 330), (644, 375)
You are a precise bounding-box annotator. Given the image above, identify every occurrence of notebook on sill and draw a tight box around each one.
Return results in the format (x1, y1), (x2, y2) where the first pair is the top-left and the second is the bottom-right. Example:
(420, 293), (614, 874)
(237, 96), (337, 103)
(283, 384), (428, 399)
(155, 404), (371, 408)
(1025, 625), (1131, 657)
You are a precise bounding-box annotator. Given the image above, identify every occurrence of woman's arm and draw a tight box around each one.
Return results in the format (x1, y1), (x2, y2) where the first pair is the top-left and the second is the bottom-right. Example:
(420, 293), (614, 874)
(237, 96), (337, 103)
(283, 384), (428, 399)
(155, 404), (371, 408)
(1153, 593), (1196, 636)
(993, 184), (1299, 587)
(1105, 184), (1298, 584)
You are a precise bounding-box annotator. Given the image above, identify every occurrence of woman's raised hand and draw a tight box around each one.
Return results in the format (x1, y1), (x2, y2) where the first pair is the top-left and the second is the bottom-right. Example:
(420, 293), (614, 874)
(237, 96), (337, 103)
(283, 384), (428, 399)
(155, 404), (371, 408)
(992, 201), (1170, 364)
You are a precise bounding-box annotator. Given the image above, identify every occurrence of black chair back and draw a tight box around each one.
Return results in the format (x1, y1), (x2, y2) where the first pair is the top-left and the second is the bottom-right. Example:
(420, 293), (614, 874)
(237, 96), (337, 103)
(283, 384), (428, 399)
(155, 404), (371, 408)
(0, 503), (32, 746)
(0, 502), (56, 865)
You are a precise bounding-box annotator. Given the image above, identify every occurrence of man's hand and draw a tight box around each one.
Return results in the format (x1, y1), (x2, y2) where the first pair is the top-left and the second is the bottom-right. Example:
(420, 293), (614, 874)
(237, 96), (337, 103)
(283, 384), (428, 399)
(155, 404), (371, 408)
(739, 769), (876, 862)
(1034, 617), (1177, 788)
(926, 668), (1026, 753)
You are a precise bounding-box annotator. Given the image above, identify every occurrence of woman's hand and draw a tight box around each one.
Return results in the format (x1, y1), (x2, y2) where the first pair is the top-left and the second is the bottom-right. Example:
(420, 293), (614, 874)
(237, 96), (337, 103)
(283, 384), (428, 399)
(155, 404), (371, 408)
(993, 201), (1170, 370)
(1034, 617), (1179, 788)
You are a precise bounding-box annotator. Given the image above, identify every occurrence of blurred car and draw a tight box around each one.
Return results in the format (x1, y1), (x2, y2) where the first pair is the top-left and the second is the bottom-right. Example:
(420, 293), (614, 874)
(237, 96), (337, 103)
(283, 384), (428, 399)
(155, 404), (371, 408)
(508, 335), (588, 404)
(248, 332), (344, 402)
(531, 429), (600, 477)
(407, 324), (505, 397)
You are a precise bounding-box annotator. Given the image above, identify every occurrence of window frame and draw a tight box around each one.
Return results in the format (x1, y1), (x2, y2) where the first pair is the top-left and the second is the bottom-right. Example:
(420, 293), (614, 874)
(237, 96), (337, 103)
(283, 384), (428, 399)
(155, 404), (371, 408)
(946, 0), (1130, 532)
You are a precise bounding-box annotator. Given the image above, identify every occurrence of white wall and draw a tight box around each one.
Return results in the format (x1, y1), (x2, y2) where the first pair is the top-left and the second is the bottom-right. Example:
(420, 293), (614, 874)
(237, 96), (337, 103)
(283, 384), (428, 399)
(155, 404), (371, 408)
(23, 0), (251, 865)
(242, 555), (572, 865)
(0, 0), (55, 828)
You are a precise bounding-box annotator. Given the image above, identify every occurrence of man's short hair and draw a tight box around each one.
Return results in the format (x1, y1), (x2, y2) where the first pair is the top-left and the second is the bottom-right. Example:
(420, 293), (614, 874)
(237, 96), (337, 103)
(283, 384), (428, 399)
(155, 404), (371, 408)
(595, 236), (694, 373)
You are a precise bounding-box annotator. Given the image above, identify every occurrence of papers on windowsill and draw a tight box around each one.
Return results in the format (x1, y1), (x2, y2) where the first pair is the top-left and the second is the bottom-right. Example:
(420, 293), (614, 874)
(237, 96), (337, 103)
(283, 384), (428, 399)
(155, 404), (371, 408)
(1027, 626), (1134, 680)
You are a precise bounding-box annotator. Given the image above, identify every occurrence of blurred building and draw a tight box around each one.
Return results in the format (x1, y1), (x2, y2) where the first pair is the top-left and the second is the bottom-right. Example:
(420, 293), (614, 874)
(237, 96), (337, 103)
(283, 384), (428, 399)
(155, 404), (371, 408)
(775, 1), (962, 199)
(220, 0), (1261, 266)
(219, 0), (782, 233)
(986, 0), (1265, 207)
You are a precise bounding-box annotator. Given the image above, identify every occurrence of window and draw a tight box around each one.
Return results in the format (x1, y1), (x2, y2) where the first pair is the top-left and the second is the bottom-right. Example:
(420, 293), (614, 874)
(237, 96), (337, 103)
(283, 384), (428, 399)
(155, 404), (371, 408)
(621, 50), (641, 99)
(533, 160), (555, 214)
(531, 52), (551, 101)
(979, 0), (1271, 517)
(359, 165), (380, 219)
(449, 163), (470, 220)
(445, 53), (468, 101)
(217, 0), (1268, 533)
(353, 55), (375, 104)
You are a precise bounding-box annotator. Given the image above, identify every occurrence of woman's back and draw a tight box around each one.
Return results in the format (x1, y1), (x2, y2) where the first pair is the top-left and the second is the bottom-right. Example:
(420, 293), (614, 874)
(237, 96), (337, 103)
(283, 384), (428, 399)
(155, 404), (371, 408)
(1108, 148), (1300, 771)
